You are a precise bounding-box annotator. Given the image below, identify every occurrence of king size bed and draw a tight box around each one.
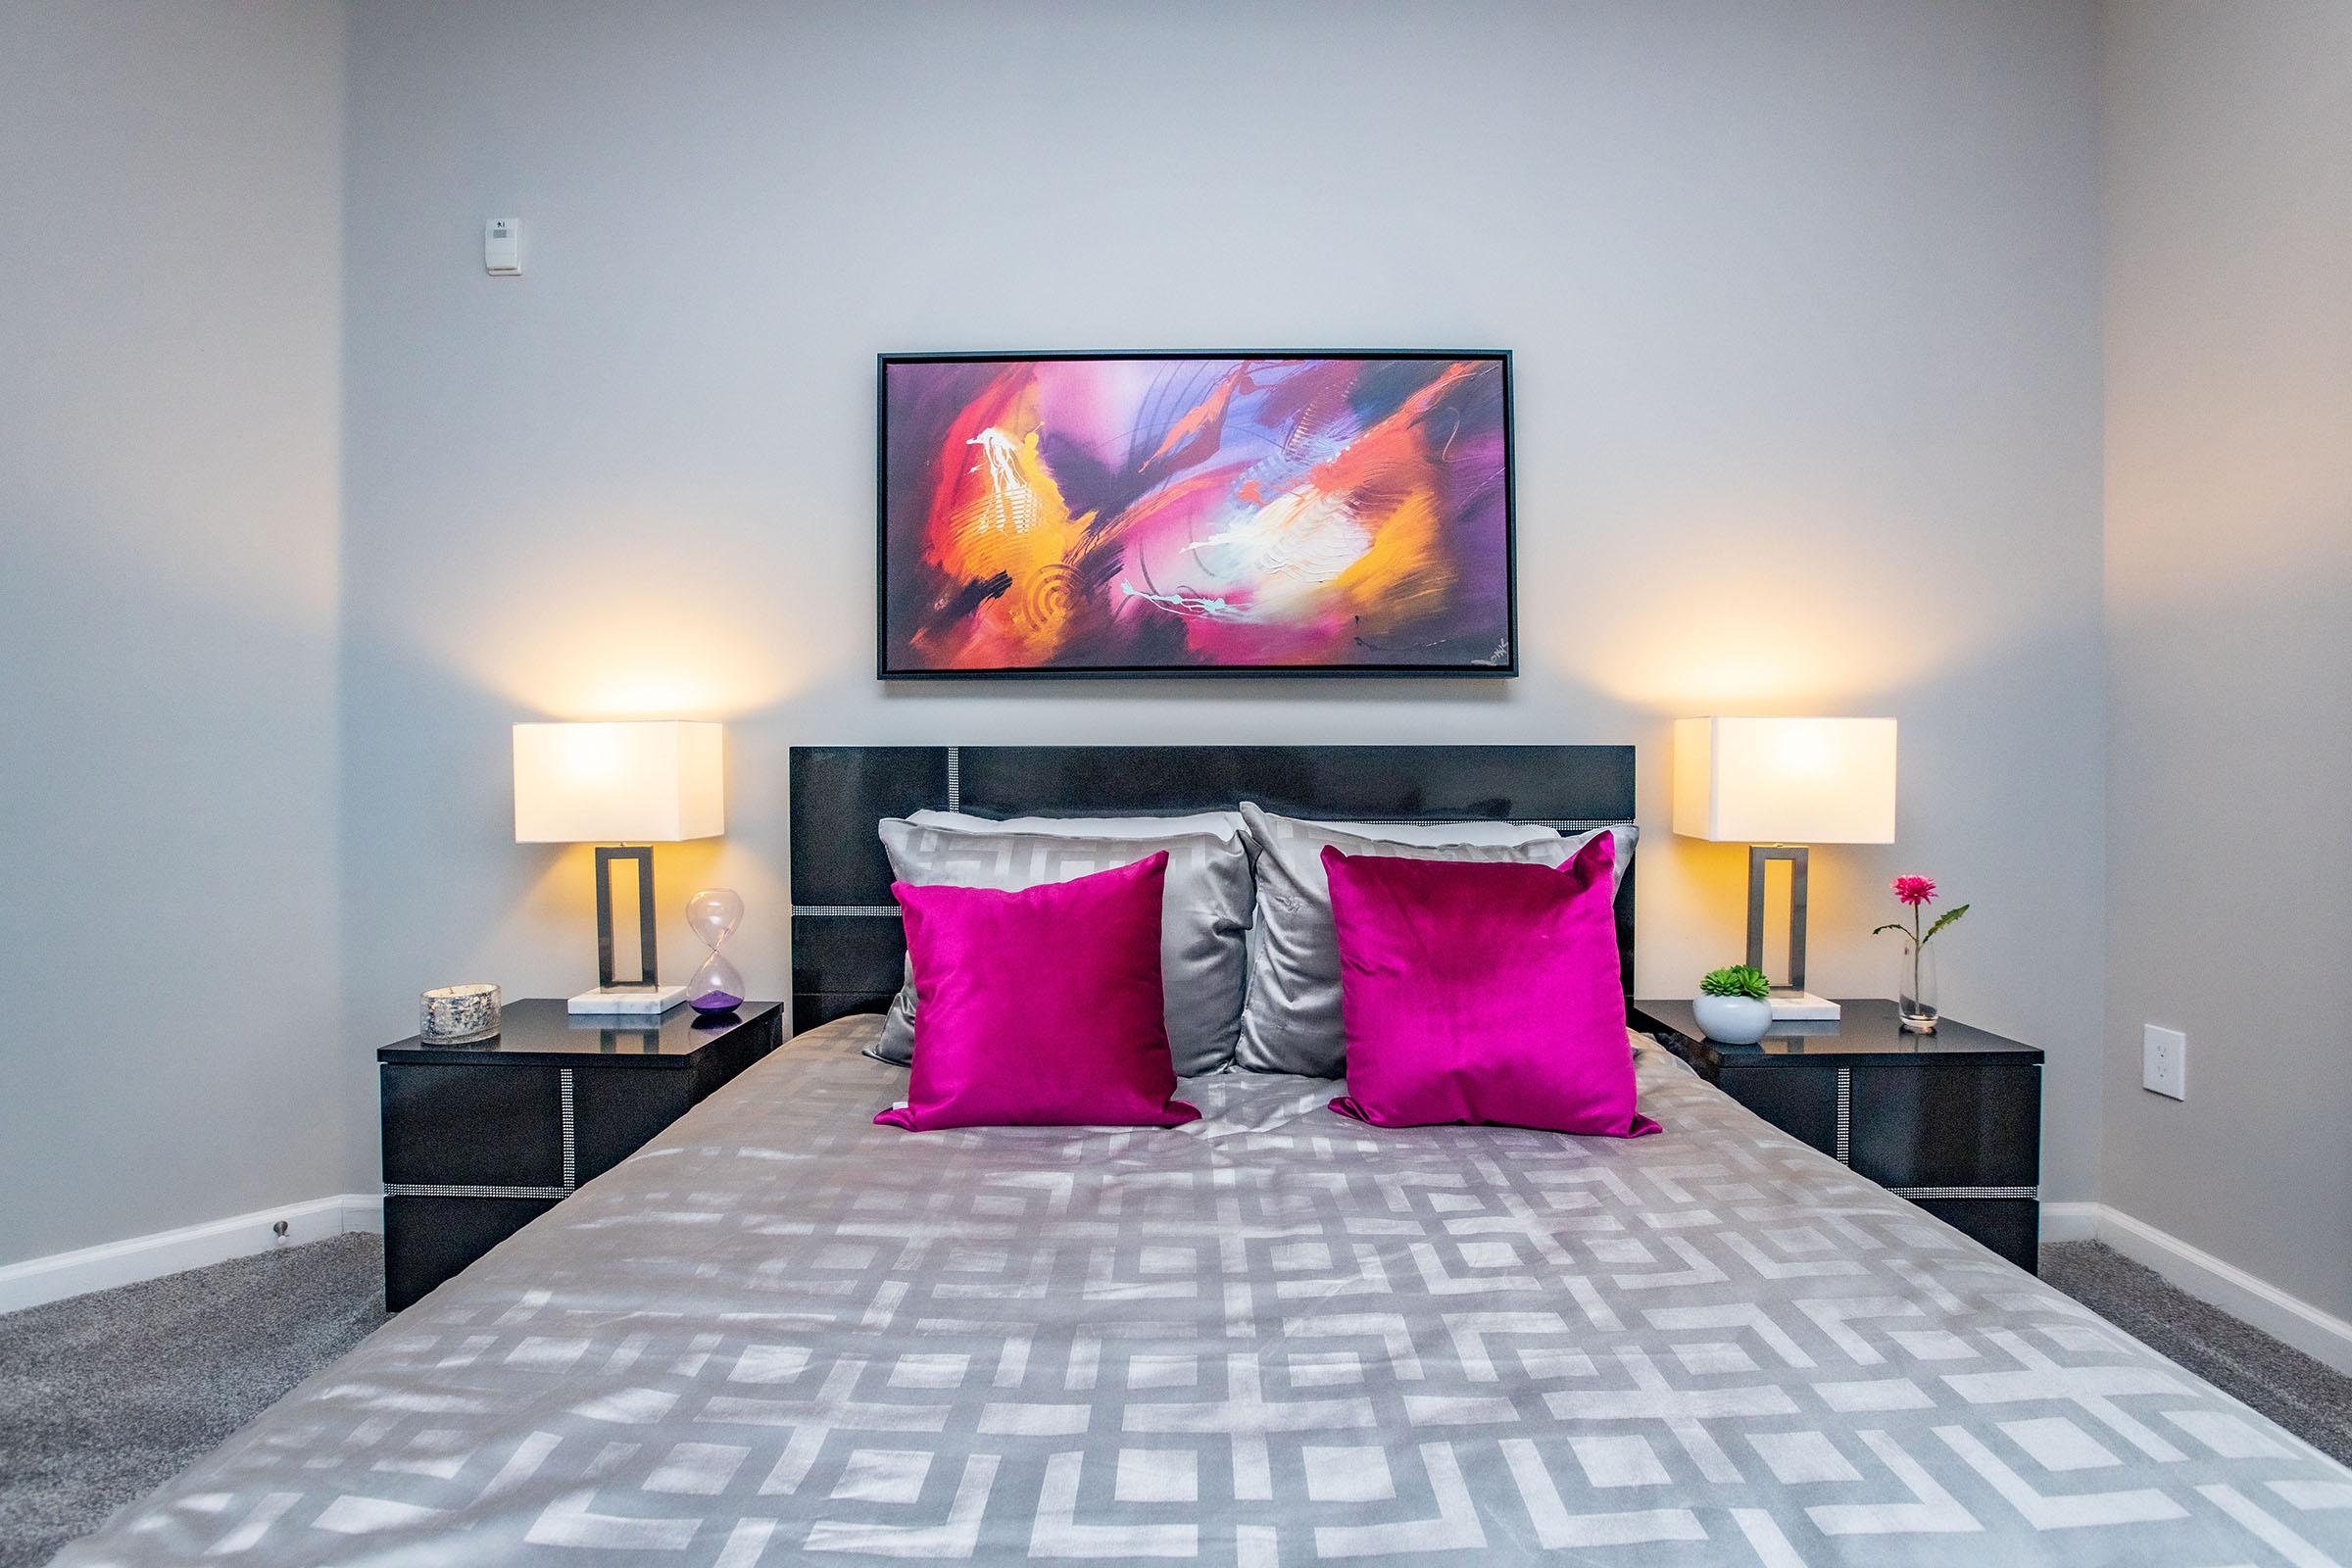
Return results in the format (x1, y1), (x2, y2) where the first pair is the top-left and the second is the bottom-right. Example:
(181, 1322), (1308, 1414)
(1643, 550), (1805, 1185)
(56, 747), (2352, 1566)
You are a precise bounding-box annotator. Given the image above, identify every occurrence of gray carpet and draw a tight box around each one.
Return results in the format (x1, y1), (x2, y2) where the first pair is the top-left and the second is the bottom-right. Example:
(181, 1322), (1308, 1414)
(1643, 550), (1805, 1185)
(4, 1239), (2348, 1567)
(2040, 1239), (2352, 1466)
(0, 1235), (389, 1568)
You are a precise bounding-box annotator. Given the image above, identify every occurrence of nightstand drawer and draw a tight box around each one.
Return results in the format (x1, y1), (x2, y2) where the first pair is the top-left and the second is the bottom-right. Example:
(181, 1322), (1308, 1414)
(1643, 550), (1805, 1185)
(1715, 1063), (1840, 1158)
(380, 1063), (564, 1189)
(571, 1070), (691, 1184)
(1907, 1197), (2040, 1273)
(1849, 1061), (2040, 1189)
(383, 1194), (557, 1309)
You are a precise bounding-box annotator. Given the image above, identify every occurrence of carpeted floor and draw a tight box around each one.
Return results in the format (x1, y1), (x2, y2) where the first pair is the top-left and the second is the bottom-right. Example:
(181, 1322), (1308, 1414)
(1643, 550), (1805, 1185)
(0, 1235), (389, 1568)
(2040, 1239), (2352, 1466)
(3, 1238), (2348, 1567)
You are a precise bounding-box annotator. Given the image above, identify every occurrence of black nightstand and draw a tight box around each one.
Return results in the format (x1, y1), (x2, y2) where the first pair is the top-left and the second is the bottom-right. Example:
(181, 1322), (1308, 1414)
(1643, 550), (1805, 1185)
(1630, 999), (2043, 1272)
(377, 999), (782, 1309)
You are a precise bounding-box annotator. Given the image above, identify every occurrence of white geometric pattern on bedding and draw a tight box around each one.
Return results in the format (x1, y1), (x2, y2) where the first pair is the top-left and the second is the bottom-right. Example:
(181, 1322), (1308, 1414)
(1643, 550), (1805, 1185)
(54, 1017), (2352, 1567)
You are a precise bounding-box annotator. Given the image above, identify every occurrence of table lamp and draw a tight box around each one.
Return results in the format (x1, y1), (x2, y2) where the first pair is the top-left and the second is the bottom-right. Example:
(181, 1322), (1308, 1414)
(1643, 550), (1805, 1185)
(1672, 716), (1896, 1021)
(514, 720), (724, 1015)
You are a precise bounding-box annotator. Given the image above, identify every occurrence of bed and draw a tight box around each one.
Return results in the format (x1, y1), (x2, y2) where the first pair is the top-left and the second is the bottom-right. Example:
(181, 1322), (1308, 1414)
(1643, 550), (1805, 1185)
(56, 746), (2352, 1566)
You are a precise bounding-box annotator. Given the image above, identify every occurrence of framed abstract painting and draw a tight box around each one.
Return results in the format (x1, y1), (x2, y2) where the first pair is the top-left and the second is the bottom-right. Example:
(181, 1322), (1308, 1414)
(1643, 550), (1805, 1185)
(877, 351), (1516, 678)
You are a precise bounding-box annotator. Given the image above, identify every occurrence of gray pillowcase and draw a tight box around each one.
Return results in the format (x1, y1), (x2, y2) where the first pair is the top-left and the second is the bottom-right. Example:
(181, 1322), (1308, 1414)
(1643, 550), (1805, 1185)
(1235, 803), (1638, 1078)
(871, 821), (1254, 1077)
(906, 808), (1245, 841)
(1305, 817), (1560, 846)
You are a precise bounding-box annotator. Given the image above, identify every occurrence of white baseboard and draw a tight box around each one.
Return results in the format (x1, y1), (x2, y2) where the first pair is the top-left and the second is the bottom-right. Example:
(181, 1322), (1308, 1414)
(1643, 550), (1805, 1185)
(2039, 1200), (2101, 1243)
(2042, 1200), (2352, 1377)
(0, 1192), (383, 1316)
(2091, 1204), (2352, 1377)
(340, 1192), (384, 1234)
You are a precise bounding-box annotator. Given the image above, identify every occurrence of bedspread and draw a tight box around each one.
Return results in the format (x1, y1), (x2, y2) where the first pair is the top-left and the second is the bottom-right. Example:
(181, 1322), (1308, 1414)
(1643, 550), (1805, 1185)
(56, 1016), (2352, 1566)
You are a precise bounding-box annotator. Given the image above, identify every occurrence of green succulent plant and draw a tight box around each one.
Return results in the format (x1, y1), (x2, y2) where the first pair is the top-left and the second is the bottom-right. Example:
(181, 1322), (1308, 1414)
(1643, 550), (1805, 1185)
(1699, 964), (1771, 1001)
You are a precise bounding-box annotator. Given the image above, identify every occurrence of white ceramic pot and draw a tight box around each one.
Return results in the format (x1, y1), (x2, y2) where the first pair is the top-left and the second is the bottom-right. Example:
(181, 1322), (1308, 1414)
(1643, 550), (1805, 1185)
(1692, 993), (1772, 1045)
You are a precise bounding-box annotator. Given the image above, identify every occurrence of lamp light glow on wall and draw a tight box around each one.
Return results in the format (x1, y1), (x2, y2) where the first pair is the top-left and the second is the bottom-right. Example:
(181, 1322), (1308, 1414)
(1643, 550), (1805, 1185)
(514, 721), (724, 1015)
(1673, 716), (1896, 1021)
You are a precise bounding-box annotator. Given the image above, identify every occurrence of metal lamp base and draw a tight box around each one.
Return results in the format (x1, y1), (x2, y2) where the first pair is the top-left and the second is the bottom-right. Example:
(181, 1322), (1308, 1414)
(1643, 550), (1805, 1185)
(591, 844), (667, 1007)
(1746, 845), (1838, 1019)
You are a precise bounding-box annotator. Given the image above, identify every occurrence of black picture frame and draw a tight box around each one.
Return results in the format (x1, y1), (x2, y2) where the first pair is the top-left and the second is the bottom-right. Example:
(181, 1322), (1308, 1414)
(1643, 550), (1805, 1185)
(876, 350), (1518, 680)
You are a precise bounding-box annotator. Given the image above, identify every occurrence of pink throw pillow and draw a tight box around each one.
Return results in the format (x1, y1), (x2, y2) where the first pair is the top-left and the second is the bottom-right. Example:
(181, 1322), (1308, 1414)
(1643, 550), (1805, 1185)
(1323, 834), (1660, 1138)
(875, 852), (1200, 1132)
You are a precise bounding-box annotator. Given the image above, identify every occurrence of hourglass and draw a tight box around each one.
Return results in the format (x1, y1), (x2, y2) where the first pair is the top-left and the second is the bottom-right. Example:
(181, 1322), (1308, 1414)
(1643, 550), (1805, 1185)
(683, 889), (746, 1014)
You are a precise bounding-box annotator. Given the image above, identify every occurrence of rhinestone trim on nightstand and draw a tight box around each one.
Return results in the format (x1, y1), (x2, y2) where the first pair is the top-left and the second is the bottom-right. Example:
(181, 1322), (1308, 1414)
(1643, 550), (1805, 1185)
(559, 1068), (576, 1190)
(384, 1183), (570, 1200)
(1834, 1066), (1853, 1164)
(1890, 1186), (2040, 1201)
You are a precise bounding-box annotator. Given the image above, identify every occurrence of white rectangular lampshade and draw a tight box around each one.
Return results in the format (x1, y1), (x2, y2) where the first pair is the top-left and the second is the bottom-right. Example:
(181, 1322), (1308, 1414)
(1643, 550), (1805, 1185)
(1672, 716), (1896, 844)
(513, 721), (724, 843)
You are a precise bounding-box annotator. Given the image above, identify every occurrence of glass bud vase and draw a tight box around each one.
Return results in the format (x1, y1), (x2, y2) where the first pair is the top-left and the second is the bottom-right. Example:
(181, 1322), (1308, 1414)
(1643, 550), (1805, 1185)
(1898, 940), (1939, 1033)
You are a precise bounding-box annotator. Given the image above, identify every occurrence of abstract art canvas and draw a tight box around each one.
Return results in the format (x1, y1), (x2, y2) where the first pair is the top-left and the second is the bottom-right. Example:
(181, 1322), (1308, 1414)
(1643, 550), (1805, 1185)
(878, 352), (1515, 677)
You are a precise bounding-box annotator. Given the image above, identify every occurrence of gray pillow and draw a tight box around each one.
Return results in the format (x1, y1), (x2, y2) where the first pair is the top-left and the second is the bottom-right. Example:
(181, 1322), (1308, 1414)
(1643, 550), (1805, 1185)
(1303, 817), (1560, 846)
(906, 808), (1245, 841)
(1235, 803), (1637, 1078)
(872, 821), (1253, 1077)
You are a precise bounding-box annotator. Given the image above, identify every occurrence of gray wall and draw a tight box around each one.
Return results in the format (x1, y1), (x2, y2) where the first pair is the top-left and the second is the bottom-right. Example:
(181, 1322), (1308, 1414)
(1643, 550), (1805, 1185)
(0, 4), (347, 1262)
(340, 1), (2108, 1200)
(2101, 1), (2352, 1318)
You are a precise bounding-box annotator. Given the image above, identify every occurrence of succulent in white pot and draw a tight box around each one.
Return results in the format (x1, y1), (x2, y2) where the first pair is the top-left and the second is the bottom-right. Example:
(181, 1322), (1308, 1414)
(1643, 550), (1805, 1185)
(1692, 964), (1773, 1045)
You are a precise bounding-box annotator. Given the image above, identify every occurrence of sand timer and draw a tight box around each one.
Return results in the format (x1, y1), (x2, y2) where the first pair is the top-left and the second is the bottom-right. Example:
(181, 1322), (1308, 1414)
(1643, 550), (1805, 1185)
(684, 888), (746, 1013)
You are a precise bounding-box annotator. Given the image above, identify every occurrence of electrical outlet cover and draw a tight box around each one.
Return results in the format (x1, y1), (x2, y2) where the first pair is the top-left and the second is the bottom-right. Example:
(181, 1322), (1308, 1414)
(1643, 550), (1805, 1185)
(2142, 1024), (2185, 1101)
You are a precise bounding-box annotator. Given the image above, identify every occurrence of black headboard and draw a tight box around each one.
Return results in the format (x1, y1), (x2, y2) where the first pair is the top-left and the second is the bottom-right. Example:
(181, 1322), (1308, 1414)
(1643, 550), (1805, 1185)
(788, 744), (1638, 1034)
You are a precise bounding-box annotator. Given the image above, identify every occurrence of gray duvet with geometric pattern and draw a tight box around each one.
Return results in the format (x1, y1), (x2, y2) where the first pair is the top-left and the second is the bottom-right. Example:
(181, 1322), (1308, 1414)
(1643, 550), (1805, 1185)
(57, 1016), (2352, 1566)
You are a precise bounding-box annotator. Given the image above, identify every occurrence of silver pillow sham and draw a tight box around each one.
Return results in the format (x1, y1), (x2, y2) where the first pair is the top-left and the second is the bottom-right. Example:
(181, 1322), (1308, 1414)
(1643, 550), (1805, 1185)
(872, 820), (1254, 1077)
(1234, 802), (1637, 1078)
(1304, 817), (1560, 846)
(906, 808), (1246, 841)
(905, 809), (1549, 846)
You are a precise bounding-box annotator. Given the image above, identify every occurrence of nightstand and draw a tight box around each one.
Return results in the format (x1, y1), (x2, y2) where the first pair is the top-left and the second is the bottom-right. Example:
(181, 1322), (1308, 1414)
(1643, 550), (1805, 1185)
(377, 999), (782, 1309)
(1630, 998), (2043, 1272)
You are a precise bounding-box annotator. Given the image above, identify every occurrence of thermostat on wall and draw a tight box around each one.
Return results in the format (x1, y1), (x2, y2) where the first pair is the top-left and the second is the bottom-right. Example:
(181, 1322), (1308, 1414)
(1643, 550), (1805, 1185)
(484, 218), (521, 275)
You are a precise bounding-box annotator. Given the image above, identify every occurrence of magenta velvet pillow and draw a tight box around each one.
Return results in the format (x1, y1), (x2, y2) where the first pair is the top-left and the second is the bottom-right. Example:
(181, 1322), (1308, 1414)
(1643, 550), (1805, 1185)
(1323, 834), (1660, 1138)
(875, 852), (1200, 1132)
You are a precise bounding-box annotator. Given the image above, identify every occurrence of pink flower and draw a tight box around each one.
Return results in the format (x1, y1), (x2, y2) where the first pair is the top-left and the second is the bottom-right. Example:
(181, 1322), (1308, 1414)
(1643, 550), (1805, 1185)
(1892, 875), (1937, 906)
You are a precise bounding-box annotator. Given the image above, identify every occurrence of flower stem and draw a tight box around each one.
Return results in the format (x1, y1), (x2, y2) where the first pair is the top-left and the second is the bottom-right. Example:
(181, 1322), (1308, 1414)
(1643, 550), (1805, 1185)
(1912, 906), (1922, 1003)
